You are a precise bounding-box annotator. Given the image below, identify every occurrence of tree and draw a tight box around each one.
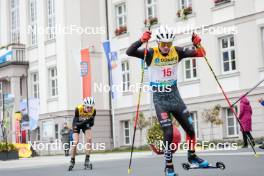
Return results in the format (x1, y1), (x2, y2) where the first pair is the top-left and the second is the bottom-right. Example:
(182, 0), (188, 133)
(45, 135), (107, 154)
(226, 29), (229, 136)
(133, 112), (150, 147)
(202, 104), (223, 140)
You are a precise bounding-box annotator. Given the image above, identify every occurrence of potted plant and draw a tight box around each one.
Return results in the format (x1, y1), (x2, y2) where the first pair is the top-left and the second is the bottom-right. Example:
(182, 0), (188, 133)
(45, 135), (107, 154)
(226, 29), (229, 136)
(147, 116), (181, 155)
(0, 142), (19, 161)
(177, 6), (193, 20)
(115, 26), (127, 36)
(144, 17), (158, 26)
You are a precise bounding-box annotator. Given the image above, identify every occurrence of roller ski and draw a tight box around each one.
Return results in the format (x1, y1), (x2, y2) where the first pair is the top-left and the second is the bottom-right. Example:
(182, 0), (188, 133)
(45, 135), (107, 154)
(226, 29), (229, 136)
(68, 158), (75, 171)
(182, 161), (225, 170)
(182, 151), (225, 170)
(84, 155), (93, 170)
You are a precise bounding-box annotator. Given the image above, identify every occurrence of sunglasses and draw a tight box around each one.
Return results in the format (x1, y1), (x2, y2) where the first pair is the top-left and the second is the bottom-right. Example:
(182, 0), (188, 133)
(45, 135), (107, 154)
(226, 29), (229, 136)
(159, 42), (173, 48)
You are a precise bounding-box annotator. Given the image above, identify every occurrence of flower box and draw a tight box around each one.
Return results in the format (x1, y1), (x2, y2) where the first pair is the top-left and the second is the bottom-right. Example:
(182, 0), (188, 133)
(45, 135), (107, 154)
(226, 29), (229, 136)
(144, 17), (158, 26)
(115, 26), (127, 36)
(0, 151), (19, 161)
(177, 6), (193, 20)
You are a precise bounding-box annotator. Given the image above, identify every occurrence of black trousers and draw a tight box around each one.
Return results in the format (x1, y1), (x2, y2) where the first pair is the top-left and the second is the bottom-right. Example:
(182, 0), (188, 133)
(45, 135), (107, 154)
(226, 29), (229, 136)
(242, 132), (254, 146)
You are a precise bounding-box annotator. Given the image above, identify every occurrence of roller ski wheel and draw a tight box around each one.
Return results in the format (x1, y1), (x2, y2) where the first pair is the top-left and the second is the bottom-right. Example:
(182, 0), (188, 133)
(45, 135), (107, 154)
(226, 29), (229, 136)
(84, 163), (93, 170)
(182, 161), (225, 170)
(68, 159), (75, 171)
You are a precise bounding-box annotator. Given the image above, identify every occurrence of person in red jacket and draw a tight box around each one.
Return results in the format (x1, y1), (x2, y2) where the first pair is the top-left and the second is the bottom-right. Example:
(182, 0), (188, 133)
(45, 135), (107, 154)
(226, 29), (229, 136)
(239, 96), (255, 148)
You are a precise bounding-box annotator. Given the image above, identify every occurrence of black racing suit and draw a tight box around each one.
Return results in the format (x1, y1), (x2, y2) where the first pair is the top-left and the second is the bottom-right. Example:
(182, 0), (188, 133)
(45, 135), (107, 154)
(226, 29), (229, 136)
(72, 107), (96, 134)
(126, 40), (197, 165)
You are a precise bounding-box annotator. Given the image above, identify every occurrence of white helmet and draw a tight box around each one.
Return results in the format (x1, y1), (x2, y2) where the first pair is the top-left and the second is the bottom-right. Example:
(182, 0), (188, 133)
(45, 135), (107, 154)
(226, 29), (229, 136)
(155, 25), (176, 42)
(83, 97), (95, 107)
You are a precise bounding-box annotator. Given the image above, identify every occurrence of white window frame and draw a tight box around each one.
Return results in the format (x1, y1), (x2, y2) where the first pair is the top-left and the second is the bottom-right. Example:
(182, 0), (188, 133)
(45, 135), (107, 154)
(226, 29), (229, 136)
(10, 0), (20, 43)
(261, 27), (264, 63)
(183, 58), (198, 81)
(48, 67), (58, 98)
(31, 72), (39, 99)
(146, 0), (157, 19)
(29, 0), (37, 45)
(190, 112), (199, 139)
(47, 0), (55, 40)
(219, 35), (236, 74)
(115, 3), (126, 28)
(179, 0), (192, 9)
(122, 61), (130, 92)
(123, 120), (131, 145)
(225, 107), (239, 137)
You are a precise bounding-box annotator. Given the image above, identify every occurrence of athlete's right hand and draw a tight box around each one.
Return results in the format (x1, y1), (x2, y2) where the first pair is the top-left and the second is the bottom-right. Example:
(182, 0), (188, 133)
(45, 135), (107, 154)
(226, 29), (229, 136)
(140, 31), (151, 43)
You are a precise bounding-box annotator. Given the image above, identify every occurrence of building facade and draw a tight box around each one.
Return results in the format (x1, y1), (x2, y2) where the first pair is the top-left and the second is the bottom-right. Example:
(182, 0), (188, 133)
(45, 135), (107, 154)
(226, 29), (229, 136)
(107, 0), (264, 147)
(0, 0), (113, 150)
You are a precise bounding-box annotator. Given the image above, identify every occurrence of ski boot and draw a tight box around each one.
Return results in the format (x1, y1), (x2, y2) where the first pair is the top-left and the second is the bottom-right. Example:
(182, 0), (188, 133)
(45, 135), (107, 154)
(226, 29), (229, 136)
(188, 150), (209, 168)
(68, 158), (75, 171)
(84, 155), (92, 170)
(164, 167), (177, 176)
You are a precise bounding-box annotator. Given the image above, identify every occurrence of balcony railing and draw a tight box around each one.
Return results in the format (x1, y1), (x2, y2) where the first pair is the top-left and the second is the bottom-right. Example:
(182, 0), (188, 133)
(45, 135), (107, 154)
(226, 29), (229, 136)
(0, 44), (27, 65)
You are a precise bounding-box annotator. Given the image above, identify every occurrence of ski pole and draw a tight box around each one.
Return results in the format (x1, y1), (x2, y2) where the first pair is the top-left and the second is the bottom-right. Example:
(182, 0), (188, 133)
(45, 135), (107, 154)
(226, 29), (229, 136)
(193, 34), (258, 157)
(231, 77), (264, 107)
(128, 24), (151, 175)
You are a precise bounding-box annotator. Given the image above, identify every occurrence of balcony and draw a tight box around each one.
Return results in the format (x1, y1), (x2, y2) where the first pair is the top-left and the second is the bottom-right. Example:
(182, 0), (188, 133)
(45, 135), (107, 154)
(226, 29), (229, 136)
(0, 44), (28, 67)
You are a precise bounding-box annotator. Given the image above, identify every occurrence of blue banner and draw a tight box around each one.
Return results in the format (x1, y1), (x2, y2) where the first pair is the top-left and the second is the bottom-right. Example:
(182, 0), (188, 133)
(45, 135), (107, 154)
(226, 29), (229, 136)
(0, 50), (12, 64)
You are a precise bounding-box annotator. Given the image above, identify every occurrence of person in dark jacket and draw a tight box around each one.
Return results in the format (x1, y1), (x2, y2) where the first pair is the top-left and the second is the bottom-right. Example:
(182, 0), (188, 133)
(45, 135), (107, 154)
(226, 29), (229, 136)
(61, 122), (70, 156)
(239, 96), (255, 148)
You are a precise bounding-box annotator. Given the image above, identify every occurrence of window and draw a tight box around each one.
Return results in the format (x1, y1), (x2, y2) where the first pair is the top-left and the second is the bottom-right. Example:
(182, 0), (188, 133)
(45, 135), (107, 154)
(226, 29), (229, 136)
(31, 72), (39, 98)
(48, 67), (58, 97)
(10, 0), (20, 43)
(47, 0), (55, 40)
(184, 58), (197, 80)
(123, 121), (130, 145)
(146, 0), (157, 19)
(55, 124), (58, 139)
(190, 112), (199, 139)
(115, 3), (126, 28)
(180, 0), (192, 9)
(225, 107), (239, 137)
(220, 36), (236, 73)
(122, 61), (130, 92)
(29, 0), (37, 45)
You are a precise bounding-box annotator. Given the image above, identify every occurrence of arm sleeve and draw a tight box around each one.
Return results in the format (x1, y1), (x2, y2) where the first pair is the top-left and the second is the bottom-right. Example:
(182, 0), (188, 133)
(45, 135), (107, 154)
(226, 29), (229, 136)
(126, 40), (154, 66)
(175, 46), (196, 62)
(73, 108), (79, 124)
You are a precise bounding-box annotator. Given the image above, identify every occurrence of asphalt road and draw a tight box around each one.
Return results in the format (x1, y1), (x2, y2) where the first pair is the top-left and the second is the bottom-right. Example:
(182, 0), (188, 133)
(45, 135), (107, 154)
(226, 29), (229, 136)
(0, 150), (264, 176)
